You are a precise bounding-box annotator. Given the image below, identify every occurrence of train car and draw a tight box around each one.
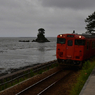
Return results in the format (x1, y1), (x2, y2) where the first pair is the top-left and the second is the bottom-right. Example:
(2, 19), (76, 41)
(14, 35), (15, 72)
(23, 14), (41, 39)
(56, 33), (95, 67)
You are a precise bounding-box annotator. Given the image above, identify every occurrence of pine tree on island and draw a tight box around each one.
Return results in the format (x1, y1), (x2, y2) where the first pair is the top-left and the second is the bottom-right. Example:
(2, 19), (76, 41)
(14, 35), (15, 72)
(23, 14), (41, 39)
(32, 28), (50, 42)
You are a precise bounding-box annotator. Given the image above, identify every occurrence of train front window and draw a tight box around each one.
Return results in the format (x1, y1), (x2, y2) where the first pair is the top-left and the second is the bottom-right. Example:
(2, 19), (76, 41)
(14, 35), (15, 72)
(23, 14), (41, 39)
(57, 38), (66, 44)
(75, 39), (85, 45)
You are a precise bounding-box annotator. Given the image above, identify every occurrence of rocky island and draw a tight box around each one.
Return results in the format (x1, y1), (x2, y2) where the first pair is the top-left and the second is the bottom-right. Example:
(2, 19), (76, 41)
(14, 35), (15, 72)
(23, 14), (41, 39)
(32, 28), (50, 42)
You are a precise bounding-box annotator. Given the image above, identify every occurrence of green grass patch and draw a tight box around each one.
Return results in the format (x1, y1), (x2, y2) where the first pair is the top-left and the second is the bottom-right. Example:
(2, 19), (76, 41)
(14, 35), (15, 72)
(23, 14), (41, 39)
(70, 60), (95, 95)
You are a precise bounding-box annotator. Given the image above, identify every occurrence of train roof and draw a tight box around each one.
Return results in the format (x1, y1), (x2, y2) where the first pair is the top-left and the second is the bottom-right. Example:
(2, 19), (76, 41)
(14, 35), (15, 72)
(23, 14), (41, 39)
(58, 33), (95, 39)
(79, 33), (95, 38)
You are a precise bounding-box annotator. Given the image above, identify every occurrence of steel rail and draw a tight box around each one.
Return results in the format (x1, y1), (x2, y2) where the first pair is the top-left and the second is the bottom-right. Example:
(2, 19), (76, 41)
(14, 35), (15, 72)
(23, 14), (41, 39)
(15, 71), (60, 95)
(37, 71), (72, 95)
(37, 81), (57, 95)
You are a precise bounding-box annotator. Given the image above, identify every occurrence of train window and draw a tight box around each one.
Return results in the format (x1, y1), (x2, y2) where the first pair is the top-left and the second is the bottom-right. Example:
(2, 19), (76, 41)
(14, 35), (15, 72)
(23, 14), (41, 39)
(67, 35), (74, 37)
(57, 38), (66, 44)
(67, 40), (73, 46)
(75, 40), (85, 45)
(92, 42), (94, 48)
(87, 42), (89, 50)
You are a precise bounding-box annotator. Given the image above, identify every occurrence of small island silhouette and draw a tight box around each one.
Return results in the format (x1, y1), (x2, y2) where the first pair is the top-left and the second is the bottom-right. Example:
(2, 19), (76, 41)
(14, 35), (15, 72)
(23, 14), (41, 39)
(32, 28), (50, 42)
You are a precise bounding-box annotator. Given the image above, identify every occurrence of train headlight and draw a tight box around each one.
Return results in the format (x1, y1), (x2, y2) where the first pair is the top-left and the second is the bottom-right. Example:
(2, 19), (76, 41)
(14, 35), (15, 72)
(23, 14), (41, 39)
(60, 35), (62, 37)
(79, 36), (81, 38)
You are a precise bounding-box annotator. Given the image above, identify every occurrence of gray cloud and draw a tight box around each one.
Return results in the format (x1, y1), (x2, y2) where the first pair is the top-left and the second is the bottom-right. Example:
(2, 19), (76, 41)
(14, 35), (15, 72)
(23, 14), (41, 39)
(0, 0), (94, 37)
(41, 0), (95, 9)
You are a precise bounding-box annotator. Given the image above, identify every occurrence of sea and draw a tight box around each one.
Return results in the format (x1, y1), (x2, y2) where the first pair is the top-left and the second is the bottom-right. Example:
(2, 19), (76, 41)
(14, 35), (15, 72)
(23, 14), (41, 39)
(0, 37), (57, 74)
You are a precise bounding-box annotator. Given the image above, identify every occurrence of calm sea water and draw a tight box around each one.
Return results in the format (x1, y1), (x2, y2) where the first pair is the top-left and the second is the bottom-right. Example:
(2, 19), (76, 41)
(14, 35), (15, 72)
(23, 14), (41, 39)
(0, 37), (57, 73)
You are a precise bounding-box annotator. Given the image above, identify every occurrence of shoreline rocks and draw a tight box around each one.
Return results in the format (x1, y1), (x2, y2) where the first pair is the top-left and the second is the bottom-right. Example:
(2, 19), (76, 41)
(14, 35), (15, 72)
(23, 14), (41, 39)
(32, 38), (50, 43)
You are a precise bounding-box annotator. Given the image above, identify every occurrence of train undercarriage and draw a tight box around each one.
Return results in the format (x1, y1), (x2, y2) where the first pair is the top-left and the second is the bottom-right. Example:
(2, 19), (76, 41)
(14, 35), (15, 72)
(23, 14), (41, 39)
(57, 59), (83, 69)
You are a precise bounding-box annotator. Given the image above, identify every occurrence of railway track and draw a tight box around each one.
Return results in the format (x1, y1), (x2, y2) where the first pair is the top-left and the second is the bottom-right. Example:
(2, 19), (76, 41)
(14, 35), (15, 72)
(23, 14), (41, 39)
(16, 69), (73, 95)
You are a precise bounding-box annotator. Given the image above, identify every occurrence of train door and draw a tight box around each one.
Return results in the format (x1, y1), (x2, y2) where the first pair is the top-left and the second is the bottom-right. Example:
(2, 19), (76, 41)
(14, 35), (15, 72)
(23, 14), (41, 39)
(66, 39), (74, 59)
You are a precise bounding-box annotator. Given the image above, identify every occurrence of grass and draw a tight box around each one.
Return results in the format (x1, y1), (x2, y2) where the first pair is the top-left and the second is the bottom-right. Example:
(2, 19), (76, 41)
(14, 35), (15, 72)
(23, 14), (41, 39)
(70, 59), (95, 95)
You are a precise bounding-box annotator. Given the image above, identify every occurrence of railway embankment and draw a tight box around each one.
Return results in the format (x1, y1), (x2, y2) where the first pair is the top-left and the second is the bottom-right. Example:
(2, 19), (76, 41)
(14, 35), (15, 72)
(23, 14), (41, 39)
(0, 60), (57, 92)
(0, 65), (59, 95)
(0, 60), (57, 80)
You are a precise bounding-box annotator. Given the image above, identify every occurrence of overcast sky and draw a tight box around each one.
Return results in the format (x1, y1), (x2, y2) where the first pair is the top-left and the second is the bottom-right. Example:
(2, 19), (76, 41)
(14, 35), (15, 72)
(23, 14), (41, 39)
(0, 0), (95, 37)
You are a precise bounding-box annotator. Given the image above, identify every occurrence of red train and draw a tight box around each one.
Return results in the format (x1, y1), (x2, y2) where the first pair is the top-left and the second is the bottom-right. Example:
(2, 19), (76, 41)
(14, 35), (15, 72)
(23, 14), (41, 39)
(56, 33), (95, 67)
